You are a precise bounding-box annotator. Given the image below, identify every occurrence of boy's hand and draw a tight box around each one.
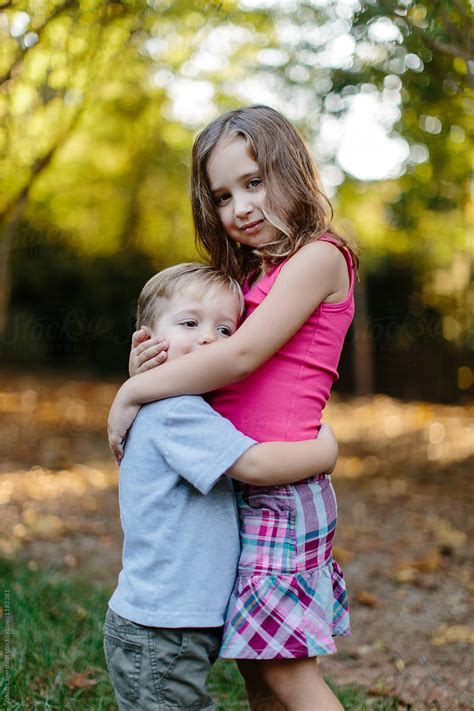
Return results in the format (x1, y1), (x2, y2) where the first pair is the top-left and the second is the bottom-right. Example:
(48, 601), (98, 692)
(318, 423), (338, 474)
(108, 387), (140, 464)
(129, 329), (168, 376)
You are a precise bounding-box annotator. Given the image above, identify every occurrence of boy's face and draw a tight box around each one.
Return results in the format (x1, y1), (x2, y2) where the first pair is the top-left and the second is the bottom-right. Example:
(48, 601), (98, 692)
(149, 286), (241, 361)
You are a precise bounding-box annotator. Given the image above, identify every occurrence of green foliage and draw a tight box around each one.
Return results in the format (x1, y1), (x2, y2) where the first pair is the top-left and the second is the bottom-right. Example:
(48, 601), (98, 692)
(0, 0), (271, 258)
(345, 1), (472, 351)
(0, 556), (116, 709)
(1, 0), (471, 261)
(348, 0), (472, 256)
(256, 0), (472, 352)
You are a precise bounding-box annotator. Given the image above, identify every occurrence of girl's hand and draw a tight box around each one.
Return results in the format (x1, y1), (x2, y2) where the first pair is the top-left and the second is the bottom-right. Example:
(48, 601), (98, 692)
(108, 387), (140, 463)
(318, 423), (338, 474)
(129, 329), (168, 377)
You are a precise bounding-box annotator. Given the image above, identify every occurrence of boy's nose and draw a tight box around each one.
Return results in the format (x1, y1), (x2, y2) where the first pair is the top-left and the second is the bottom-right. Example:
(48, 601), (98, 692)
(198, 331), (217, 345)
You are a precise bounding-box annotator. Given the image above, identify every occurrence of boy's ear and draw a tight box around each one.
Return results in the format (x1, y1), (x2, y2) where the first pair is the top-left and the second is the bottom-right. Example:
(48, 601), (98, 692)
(140, 325), (154, 339)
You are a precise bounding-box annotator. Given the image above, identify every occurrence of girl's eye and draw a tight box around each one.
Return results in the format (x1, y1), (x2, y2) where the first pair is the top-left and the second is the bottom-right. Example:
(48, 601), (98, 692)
(217, 326), (232, 337)
(248, 178), (262, 189)
(181, 320), (198, 328)
(216, 193), (230, 205)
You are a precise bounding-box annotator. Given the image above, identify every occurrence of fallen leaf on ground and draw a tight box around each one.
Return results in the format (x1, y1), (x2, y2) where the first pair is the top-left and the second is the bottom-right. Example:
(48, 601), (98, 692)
(368, 687), (395, 697)
(393, 567), (417, 583)
(356, 590), (383, 608)
(66, 671), (98, 689)
(432, 625), (474, 646)
(394, 550), (443, 582)
(427, 517), (467, 549)
(394, 658), (405, 672)
(356, 644), (373, 656)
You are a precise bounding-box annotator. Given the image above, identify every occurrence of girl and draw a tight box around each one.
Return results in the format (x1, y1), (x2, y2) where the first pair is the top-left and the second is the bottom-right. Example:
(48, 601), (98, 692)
(109, 105), (357, 711)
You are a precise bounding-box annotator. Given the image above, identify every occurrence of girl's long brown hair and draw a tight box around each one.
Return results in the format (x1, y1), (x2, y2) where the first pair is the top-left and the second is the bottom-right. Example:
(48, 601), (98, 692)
(191, 105), (358, 283)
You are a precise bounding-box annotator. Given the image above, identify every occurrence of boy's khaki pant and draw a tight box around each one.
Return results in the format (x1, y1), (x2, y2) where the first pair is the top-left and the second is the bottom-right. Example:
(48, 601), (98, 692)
(103, 608), (222, 710)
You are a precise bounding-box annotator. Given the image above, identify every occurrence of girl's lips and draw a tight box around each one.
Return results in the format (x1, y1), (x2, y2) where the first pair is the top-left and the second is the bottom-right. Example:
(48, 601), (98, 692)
(241, 220), (264, 234)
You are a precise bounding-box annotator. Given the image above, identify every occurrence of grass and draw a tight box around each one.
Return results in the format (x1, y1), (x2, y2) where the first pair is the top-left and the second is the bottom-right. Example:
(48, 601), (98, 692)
(0, 558), (402, 710)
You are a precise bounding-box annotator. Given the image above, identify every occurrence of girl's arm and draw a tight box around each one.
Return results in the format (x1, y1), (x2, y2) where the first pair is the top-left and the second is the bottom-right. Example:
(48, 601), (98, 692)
(128, 331), (168, 375)
(109, 241), (348, 459)
(227, 423), (338, 485)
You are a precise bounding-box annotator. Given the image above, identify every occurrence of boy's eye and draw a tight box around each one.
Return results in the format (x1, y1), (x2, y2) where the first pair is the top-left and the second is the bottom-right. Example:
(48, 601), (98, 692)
(180, 320), (198, 328)
(217, 326), (232, 337)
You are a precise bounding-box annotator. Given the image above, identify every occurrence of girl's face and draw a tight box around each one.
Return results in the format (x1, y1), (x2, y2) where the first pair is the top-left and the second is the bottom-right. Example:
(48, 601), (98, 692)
(206, 136), (275, 249)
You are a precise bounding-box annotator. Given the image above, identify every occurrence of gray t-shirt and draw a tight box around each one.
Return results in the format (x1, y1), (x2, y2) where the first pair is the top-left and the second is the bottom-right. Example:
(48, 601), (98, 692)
(108, 395), (256, 628)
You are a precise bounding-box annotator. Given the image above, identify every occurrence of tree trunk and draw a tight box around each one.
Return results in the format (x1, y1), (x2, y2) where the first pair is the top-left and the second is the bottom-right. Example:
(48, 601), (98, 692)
(0, 194), (27, 336)
(353, 267), (374, 395)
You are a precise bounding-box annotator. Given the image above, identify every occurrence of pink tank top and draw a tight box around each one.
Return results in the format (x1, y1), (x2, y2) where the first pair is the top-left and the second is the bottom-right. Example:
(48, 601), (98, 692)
(208, 236), (355, 442)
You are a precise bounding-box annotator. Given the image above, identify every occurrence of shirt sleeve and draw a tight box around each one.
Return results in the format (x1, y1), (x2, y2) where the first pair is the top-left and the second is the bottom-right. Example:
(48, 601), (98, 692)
(157, 396), (257, 495)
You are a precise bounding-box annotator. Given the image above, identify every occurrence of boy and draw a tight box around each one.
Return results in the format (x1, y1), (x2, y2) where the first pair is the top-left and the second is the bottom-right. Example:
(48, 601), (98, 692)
(104, 263), (338, 710)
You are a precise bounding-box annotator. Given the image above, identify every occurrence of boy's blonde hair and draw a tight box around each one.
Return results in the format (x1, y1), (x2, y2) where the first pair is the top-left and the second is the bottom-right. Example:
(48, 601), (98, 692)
(137, 262), (244, 330)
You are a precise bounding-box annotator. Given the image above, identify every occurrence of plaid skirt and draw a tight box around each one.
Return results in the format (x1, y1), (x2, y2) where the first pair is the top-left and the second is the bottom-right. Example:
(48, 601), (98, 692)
(220, 475), (350, 660)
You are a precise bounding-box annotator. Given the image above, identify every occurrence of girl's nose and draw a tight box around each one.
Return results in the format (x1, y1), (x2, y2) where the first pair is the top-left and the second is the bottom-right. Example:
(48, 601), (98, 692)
(234, 196), (252, 219)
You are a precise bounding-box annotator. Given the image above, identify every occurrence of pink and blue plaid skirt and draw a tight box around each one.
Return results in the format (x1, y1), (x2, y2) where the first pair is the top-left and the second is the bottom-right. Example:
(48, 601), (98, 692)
(220, 474), (350, 660)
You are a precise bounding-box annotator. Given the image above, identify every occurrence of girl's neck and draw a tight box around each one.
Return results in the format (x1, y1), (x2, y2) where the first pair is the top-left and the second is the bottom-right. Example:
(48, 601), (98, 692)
(248, 263), (269, 288)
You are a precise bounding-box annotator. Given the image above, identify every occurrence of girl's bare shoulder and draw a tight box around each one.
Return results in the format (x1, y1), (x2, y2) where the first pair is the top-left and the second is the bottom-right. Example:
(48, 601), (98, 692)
(283, 238), (345, 274)
(279, 239), (349, 302)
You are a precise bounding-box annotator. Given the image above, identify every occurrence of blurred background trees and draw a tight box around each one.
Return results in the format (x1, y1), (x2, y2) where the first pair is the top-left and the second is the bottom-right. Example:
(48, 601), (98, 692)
(0, 0), (472, 401)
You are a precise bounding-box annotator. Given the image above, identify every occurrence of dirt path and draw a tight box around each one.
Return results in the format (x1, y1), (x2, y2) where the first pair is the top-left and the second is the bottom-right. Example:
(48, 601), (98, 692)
(1, 370), (472, 710)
